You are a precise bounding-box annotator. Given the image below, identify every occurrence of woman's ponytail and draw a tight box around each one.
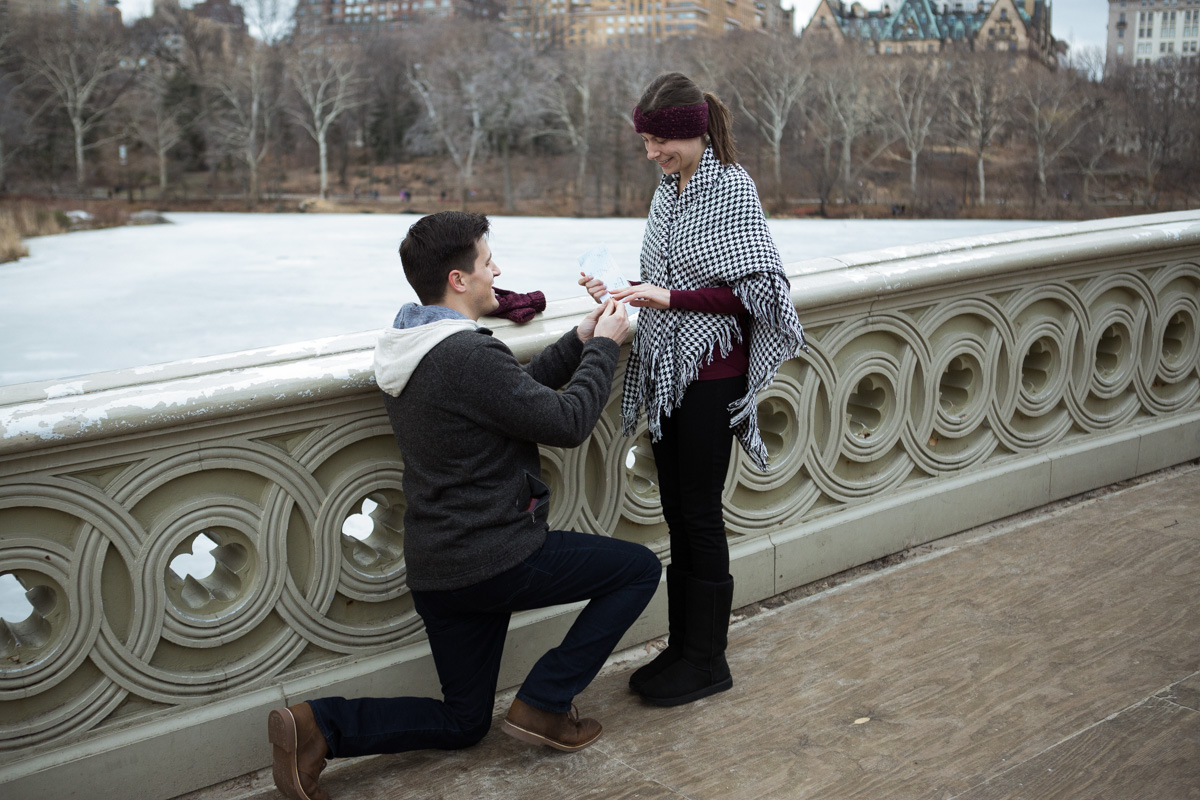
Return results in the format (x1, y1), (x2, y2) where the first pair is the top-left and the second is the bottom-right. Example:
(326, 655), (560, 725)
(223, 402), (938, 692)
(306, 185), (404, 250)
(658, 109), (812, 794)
(703, 91), (738, 166)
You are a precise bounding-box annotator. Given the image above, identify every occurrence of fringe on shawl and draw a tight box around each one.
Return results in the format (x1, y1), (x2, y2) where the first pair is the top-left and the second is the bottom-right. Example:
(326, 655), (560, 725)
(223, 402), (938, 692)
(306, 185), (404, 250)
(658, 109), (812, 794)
(622, 310), (743, 442)
(725, 273), (807, 471)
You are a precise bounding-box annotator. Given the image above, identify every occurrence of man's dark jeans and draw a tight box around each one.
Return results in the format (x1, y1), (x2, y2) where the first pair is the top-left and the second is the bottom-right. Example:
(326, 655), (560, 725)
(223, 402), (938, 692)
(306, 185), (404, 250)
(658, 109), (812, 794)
(308, 529), (661, 758)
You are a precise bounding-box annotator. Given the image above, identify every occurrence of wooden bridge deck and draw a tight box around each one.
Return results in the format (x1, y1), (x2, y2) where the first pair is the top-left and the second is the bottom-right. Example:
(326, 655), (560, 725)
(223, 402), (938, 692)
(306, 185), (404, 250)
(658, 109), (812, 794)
(187, 462), (1200, 800)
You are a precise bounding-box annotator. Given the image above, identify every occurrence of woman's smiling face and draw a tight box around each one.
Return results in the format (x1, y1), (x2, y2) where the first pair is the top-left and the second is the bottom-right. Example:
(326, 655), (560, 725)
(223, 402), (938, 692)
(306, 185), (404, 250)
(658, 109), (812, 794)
(640, 133), (705, 178)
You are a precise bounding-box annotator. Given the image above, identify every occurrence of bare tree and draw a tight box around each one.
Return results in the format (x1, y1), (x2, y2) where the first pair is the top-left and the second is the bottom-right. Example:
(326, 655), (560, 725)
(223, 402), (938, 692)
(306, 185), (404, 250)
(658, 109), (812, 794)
(405, 22), (508, 210)
(1111, 62), (1196, 207)
(286, 41), (365, 199)
(208, 40), (280, 205)
(880, 57), (944, 201)
(129, 57), (189, 191)
(1014, 68), (1099, 207)
(671, 32), (730, 98)
(1070, 106), (1121, 206)
(810, 51), (892, 203)
(801, 111), (839, 214)
(1065, 44), (1106, 83)
(544, 47), (602, 216)
(361, 34), (415, 190)
(596, 44), (663, 215)
(151, 0), (235, 188)
(728, 32), (811, 206)
(243, 0), (294, 45)
(947, 55), (1012, 206)
(0, 81), (22, 191)
(0, 29), (32, 191)
(801, 59), (841, 214)
(488, 44), (546, 213)
(20, 20), (139, 191)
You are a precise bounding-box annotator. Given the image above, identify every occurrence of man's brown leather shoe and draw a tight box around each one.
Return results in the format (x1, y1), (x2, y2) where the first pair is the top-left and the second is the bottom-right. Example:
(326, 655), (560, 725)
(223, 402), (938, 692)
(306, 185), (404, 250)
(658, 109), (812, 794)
(268, 702), (331, 800)
(500, 697), (602, 752)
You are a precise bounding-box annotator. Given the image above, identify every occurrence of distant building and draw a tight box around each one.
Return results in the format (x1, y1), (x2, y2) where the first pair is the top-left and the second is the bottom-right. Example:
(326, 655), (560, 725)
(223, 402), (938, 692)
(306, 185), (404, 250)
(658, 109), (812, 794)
(2, 0), (121, 24)
(504, 0), (794, 49)
(1107, 0), (1200, 72)
(293, 0), (504, 38)
(146, 0), (247, 59)
(801, 0), (1058, 65)
(293, 0), (792, 46)
(191, 0), (245, 31)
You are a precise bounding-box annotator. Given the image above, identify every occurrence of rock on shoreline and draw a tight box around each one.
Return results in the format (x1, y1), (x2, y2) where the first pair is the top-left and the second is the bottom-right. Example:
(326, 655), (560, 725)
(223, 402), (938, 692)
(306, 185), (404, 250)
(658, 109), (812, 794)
(129, 210), (170, 225)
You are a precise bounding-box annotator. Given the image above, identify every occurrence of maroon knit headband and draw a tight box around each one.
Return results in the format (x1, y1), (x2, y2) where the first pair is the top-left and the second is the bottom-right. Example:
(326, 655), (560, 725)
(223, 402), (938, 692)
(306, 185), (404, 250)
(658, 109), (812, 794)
(633, 103), (709, 140)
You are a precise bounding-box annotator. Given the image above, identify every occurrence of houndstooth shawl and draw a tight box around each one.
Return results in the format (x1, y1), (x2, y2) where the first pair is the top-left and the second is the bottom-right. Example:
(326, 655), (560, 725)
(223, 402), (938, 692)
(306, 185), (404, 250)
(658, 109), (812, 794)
(621, 146), (807, 471)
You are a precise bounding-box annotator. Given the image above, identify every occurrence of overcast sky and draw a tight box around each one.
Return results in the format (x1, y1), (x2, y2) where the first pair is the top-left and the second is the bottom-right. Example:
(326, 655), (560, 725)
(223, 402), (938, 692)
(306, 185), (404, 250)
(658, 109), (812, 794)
(117, 0), (1108, 54)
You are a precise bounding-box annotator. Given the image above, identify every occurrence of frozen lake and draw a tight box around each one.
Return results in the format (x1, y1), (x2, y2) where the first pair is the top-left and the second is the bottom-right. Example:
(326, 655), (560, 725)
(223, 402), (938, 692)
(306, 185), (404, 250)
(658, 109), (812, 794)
(0, 213), (1049, 387)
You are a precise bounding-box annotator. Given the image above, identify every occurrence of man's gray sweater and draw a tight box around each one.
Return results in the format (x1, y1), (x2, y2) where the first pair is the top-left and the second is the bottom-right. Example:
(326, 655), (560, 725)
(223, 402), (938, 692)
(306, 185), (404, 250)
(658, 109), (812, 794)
(373, 304), (621, 591)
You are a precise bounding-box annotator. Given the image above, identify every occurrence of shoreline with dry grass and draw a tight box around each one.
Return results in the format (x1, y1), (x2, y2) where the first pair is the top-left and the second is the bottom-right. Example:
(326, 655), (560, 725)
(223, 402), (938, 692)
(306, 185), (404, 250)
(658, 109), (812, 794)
(0, 203), (63, 263)
(0, 188), (1176, 267)
(0, 198), (136, 264)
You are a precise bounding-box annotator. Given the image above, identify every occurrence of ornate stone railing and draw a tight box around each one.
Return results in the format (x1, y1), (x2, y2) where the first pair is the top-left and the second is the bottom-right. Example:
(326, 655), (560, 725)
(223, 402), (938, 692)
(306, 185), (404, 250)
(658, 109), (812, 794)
(1, 210), (1198, 799)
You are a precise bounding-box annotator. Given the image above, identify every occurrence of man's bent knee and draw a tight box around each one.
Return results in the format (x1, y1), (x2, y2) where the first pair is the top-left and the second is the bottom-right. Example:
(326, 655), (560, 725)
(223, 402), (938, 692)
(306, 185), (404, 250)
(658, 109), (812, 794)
(625, 547), (662, 601)
(636, 547), (663, 584)
(441, 717), (491, 750)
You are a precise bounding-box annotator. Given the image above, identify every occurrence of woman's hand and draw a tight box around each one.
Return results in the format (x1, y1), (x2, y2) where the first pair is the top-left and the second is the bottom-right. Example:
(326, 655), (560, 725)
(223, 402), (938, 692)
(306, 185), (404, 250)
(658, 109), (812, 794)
(578, 272), (607, 304)
(610, 284), (670, 310)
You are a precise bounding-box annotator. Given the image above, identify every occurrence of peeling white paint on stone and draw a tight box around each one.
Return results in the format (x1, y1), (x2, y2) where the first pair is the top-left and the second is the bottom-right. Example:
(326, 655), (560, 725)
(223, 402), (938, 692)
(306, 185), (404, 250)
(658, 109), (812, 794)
(43, 382), (85, 399)
(1, 352), (373, 446)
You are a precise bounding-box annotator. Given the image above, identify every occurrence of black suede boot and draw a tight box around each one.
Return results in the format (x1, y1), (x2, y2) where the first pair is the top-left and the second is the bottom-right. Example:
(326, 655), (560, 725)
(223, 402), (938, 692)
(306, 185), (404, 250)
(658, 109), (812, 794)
(638, 575), (734, 707)
(629, 564), (689, 694)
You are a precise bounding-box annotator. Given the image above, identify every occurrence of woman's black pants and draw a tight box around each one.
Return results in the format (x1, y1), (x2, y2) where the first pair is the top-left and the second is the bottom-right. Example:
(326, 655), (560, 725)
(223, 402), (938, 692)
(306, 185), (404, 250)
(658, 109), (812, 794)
(650, 375), (746, 581)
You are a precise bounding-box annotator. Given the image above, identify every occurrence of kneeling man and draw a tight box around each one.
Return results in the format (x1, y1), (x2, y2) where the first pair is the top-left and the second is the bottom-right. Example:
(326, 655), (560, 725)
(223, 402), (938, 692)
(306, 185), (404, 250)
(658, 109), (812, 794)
(268, 211), (660, 800)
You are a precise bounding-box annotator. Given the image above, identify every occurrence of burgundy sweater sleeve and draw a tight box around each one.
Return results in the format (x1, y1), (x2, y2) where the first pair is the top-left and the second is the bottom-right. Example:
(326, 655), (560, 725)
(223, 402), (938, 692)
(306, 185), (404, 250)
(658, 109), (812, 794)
(670, 287), (746, 315)
(662, 287), (751, 380)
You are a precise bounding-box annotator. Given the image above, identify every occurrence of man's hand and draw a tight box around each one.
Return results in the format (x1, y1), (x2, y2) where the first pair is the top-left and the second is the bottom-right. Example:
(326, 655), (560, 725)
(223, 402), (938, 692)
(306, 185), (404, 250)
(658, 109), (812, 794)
(593, 299), (630, 346)
(577, 301), (606, 342)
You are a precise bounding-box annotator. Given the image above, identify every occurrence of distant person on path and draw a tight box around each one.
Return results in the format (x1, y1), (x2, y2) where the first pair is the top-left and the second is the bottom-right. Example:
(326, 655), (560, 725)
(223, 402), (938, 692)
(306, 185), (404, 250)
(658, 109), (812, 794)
(579, 72), (806, 707)
(269, 211), (659, 800)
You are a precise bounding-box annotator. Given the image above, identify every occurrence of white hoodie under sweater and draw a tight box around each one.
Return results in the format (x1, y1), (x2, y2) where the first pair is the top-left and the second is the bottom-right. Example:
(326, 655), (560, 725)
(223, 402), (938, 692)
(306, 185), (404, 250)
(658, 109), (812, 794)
(374, 317), (477, 397)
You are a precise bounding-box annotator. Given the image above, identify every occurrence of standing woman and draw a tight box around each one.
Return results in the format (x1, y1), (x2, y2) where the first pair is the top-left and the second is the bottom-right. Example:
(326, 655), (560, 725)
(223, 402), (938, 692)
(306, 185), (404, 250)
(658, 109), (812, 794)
(579, 72), (807, 706)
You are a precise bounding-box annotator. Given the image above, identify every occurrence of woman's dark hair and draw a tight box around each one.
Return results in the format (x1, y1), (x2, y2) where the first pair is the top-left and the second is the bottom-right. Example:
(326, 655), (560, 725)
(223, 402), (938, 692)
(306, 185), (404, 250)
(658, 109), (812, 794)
(637, 72), (738, 166)
(399, 211), (490, 305)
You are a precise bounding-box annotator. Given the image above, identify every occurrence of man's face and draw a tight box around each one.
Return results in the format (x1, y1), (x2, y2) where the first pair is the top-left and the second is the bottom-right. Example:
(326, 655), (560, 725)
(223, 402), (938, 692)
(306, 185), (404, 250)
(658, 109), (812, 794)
(461, 237), (500, 317)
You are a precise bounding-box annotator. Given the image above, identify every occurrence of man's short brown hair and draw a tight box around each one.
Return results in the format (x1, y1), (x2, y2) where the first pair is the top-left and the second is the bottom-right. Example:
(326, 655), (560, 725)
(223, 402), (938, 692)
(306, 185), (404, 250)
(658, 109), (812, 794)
(399, 211), (490, 305)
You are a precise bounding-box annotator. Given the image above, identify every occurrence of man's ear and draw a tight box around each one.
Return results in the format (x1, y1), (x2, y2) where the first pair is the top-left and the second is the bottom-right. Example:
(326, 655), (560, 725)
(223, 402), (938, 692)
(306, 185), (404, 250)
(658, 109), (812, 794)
(446, 269), (468, 295)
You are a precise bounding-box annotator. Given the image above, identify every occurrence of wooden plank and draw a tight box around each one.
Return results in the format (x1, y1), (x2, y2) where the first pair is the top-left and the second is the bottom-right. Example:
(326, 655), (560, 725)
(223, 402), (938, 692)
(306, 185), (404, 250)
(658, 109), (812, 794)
(219, 468), (1200, 800)
(277, 737), (682, 800)
(954, 697), (1200, 800)
(1165, 673), (1200, 713)
(581, 469), (1200, 799)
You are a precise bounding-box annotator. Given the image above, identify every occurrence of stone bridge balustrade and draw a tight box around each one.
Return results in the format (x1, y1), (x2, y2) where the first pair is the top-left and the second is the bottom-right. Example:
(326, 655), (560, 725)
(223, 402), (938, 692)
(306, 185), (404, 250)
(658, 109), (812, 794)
(1, 211), (1198, 800)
